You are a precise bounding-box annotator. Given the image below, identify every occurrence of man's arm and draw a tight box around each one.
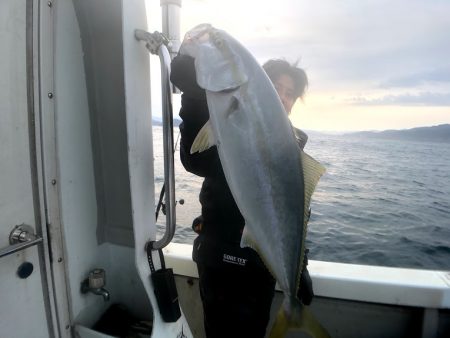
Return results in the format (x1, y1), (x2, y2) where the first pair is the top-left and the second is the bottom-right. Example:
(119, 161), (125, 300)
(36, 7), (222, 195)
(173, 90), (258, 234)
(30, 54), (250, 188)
(171, 54), (222, 177)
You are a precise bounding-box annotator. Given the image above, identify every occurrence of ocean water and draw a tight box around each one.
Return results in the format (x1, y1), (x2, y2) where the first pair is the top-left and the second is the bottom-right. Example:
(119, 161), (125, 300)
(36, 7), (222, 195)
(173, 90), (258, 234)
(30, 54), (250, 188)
(153, 126), (450, 270)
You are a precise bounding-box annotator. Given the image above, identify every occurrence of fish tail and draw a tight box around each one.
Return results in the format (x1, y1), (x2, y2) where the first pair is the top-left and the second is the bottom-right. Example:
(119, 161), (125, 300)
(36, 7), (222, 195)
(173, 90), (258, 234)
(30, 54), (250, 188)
(268, 307), (290, 338)
(269, 305), (331, 338)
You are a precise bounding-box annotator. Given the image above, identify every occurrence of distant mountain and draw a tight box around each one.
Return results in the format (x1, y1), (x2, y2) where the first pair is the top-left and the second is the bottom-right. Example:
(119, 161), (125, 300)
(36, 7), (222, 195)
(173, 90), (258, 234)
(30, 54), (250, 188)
(152, 118), (182, 127)
(347, 124), (450, 143)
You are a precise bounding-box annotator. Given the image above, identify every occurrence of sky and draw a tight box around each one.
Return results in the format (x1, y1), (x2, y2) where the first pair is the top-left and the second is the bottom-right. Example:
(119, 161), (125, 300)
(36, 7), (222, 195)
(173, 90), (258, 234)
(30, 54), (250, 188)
(146, 0), (450, 131)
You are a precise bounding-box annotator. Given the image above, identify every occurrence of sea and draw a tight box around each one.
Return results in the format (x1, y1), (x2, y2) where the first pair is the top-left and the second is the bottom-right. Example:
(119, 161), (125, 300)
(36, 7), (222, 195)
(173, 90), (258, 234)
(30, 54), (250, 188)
(153, 126), (450, 271)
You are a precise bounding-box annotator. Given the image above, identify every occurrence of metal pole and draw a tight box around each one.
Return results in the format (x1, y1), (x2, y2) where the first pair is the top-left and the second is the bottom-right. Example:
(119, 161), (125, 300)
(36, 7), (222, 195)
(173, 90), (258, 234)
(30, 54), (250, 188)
(160, 0), (181, 58)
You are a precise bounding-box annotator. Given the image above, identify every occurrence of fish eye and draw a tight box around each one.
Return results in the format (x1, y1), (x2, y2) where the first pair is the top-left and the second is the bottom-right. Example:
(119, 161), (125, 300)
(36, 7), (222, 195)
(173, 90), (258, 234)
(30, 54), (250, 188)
(210, 31), (224, 48)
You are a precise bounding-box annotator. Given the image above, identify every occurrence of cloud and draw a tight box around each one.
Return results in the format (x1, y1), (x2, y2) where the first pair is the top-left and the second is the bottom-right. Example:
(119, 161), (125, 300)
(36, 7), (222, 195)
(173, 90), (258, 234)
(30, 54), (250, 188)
(251, 1), (450, 91)
(180, 1), (450, 88)
(349, 92), (450, 106)
(379, 67), (450, 88)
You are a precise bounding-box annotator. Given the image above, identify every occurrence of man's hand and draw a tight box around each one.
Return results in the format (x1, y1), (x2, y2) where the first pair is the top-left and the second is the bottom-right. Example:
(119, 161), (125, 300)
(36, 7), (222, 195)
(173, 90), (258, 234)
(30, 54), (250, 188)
(170, 54), (206, 100)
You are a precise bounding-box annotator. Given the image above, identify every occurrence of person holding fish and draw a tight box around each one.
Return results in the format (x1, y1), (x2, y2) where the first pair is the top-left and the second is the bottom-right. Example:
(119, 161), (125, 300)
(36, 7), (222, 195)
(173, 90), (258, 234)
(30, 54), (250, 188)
(170, 24), (327, 338)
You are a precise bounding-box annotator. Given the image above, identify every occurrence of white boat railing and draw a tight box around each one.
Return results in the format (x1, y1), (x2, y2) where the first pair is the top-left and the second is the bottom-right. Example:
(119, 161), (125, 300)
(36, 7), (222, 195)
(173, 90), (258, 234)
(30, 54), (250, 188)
(163, 242), (450, 309)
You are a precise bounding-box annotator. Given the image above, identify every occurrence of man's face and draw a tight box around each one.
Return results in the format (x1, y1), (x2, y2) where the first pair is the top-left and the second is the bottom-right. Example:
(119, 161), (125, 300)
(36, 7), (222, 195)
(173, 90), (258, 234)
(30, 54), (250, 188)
(273, 74), (296, 114)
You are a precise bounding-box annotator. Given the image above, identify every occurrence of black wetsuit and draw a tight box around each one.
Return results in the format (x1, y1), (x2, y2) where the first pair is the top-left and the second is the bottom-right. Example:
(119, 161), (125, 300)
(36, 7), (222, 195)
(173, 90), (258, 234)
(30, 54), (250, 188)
(170, 54), (312, 338)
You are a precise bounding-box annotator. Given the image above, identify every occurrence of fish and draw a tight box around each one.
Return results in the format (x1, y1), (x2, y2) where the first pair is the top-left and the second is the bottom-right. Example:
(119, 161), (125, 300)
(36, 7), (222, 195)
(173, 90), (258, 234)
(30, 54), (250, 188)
(178, 23), (329, 338)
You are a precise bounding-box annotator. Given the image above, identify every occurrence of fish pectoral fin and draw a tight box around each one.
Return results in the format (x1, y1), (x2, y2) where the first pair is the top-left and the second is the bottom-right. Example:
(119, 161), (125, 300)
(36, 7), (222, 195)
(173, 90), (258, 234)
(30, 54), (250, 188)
(269, 305), (331, 338)
(190, 119), (216, 154)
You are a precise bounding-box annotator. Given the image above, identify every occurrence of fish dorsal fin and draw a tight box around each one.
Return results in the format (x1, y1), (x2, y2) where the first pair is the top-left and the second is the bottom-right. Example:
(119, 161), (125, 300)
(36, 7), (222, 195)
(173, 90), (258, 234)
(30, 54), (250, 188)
(296, 151), (326, 290)
(301, 151), (326, 225)
(190, 119), (216, 154)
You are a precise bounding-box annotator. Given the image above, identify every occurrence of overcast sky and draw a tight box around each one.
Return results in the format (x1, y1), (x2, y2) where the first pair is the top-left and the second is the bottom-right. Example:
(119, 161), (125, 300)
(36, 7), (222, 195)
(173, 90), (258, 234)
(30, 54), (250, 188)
(147, 0), (450, 131)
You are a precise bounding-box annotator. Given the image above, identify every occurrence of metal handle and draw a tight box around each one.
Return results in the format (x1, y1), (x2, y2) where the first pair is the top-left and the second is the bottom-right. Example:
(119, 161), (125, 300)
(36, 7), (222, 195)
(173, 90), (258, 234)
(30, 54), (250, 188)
(135, 30), (176, 250)
(152, 44), (176, 250)
(0, 224), (43, 258)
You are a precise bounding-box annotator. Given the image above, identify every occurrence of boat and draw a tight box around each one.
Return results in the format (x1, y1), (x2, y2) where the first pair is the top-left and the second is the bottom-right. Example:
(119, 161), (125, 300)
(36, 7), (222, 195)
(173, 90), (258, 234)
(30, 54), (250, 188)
(0, 0), (449, 337)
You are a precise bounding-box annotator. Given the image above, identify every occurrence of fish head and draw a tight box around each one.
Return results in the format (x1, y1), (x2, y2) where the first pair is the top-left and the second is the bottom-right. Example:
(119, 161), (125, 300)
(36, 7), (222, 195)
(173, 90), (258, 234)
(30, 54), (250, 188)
(179, 23), (213, 58)
(179, 24), (248, 92)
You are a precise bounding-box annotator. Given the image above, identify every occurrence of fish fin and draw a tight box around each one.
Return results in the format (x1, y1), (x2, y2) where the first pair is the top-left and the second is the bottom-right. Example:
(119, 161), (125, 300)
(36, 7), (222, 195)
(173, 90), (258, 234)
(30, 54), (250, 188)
(269, 305), (331, 338)
(295, 152), (327, 292)
(190, 119), (216, 154)
(301, 151), (326, 226)
(241, 226), (278, 279)
(240, 226), (257, 251)
(268, 308), (290, 338)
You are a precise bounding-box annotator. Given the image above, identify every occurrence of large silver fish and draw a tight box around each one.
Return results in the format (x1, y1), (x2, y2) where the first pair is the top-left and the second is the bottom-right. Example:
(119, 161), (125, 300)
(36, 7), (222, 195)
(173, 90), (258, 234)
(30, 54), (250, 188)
(179, 23), (328, 337)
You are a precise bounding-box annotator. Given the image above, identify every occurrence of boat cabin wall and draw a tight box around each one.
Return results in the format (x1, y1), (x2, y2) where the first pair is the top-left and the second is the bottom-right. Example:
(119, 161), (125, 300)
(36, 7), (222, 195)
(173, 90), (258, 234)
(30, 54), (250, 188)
(53, 0), (153, 327)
